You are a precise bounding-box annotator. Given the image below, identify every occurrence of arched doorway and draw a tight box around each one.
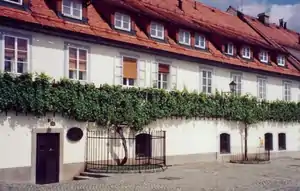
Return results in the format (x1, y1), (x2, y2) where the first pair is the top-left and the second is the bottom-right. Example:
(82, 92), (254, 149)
(220, 133), (231, 154)
(278, 133), (286, 150)
(135, 133), (152, 158)
(264, 133), (273, 151)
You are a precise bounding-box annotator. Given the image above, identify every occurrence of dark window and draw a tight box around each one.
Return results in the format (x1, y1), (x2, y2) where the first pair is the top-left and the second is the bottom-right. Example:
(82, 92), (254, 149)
(135, 133), (152, 158)
(264, 133), (273, 151)
(278, 133), (286, 150)
(220, 133), (230, 154)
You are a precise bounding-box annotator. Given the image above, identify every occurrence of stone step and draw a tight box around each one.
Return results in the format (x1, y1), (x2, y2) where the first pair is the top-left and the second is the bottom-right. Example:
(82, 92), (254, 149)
(80, 171), (109, 178)
(73, 175), (97, 181)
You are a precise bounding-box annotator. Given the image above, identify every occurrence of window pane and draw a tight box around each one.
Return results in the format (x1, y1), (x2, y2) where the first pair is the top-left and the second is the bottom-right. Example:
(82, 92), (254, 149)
(123, 78), (127, 85)
(162, 74), (168, 81)
(179, 33), (184, 42)
(115, 20), (122, 28)
(17, 62), (25, 73)
(5, 49), (15, 60)
(63, 6), (71, 15)
(63, 0), (72, 6)
(69, 70), (77, 79)
(4, 61), (12, 72)
(79, 49), (86, 61)
(79, 71), (86, 80)
(5, 36), (15, 49)
(150, 29), (156, 36)
(73, 9), (81, 17)
(128, 78), (134, 86)
(208, 86), (212, 93)
(123, 22), (129, 30)
(157, 31), (163, 38)
(73, 1), (82, 9)
(17, 39), (27, 51)
(162, 82), (168, 89)
(69, 48), (77, 59)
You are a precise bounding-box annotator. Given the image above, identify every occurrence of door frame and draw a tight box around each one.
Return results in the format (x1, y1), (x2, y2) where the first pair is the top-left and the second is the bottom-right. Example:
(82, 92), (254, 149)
(31, 128), (64, 184)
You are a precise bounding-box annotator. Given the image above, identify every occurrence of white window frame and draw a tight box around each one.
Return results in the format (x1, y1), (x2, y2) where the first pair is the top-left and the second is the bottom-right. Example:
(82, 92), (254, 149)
(3, 0), (22, 5)
(158, 72), (169, 90)
(62, 0), (83, 20)
(277, 55), (285, 66)
(121, 56), (138, 87)
(3, 34), (29, 74)
(283, 81), (292, 101)
(150, 22), (164, 40)
(231, 73), (242, 95)
(200, 69), (213, 94)
(114, 12), (131, 32)
(67, 45), (88, 81)
(242, 46), (251, 59)
(257, 77), (267, 100)
(259, 50), (268, 63)
(225, 43), (234, 55)
(178, 29), (191, 46)
(195, 34), (206, 49)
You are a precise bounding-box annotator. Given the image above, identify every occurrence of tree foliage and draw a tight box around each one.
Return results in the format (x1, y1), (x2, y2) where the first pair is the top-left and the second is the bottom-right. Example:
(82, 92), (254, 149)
(1, 73), (300, 131)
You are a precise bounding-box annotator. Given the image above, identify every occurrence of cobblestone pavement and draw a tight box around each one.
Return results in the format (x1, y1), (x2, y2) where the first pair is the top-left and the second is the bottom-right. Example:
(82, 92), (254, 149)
(2, 158), (300, 191)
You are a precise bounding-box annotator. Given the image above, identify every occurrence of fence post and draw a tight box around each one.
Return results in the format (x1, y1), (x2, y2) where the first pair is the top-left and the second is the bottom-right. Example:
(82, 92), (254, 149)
(163, 131), (166, 166)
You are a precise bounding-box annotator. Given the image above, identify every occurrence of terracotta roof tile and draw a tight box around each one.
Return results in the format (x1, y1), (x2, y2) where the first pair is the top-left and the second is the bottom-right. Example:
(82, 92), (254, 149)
(0, 0), (299, 78)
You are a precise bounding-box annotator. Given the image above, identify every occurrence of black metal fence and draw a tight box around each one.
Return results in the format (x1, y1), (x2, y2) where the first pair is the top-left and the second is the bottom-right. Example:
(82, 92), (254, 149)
(85, 129), (166, 173)
(230, 149), (270, 163)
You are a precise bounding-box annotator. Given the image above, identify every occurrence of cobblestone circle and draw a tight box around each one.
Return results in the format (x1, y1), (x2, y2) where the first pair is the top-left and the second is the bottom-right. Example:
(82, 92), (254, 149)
(2, 158), (300, 191)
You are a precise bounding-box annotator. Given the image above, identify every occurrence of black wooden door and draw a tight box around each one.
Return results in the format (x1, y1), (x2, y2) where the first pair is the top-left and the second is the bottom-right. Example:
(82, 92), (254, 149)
(36, 133), (60, 184)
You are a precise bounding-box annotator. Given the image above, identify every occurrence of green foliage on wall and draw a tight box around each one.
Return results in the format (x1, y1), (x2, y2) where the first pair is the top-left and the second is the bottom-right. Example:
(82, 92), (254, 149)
(0, 73), (300, 131)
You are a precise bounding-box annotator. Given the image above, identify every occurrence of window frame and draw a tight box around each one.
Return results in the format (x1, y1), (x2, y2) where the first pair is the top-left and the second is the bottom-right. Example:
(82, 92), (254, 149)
(278, 133), (286, 150)
(150, 22), (164, 40)
(241, 46), (251, 59)
(231, 73), (242, 95)
(225, 43), (234, 55)
(3, 0), (22, 5)
(259, 50), (268, 63)
(277, 55), (285, 66)
(257, 77), (267, 100)
(114, 12), (131, 32)
(62, 0), (83, 20)
(3, 34), (30, 74)
(66, 45), (88, 81)
(121, 56), (138, 87)
(283, 81), (292, 101)
(220, 133), (231, 154)
(195, 34), (206, 49)
(178, 29), (191, 46)
(200, 68), (213, 94)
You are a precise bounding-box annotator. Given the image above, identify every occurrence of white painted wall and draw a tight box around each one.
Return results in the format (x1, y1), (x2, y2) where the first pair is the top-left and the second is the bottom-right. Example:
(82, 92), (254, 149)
(0, 26), (299, 102)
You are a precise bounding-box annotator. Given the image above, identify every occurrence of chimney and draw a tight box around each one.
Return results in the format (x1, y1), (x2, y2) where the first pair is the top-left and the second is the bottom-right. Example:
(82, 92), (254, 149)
(257, 12), (269, 24)
(178, 0), (183, 10)
(279, 18), (284, 27)
(283, 22), (287, 29)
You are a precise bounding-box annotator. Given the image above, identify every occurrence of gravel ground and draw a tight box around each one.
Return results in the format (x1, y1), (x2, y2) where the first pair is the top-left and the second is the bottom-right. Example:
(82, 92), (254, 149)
(1, 158), (300, 191)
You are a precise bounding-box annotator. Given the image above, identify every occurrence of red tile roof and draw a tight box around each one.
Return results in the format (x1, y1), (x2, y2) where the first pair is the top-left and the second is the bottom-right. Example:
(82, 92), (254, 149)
(0, 0), (300, 78)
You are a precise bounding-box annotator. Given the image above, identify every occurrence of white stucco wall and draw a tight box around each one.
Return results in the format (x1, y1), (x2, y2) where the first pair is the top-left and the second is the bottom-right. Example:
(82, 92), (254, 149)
(0, 26), (299, 102)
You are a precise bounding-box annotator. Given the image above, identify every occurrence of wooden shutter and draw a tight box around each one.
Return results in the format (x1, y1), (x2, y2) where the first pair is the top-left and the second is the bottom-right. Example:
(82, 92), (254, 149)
(170, 65), (178, 90)
(114, 55), (122, 85)
(138, 60), (146, 87)
(123, 57), (137, 79)
(151, 61), (158, 88)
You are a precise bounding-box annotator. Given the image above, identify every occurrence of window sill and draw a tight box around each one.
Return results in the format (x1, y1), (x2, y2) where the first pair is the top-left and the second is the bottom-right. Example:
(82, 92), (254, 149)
(0, 1), (29, 11)
(114, 27), (136, 36)
(57, 13), (88, 24)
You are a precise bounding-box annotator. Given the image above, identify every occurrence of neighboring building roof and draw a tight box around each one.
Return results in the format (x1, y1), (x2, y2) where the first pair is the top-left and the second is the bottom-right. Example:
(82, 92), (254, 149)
(0, 0), (300, 78)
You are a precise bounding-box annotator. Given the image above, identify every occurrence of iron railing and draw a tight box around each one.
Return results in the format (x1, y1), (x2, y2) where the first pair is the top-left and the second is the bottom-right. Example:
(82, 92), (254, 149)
(85, 129), (166, 173)
(230, 149), (270, 163)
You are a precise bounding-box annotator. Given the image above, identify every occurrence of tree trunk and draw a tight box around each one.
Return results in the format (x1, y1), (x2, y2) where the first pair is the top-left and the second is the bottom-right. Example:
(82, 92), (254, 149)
(116, 126), (128, 166)
(244, 123), (248, 161)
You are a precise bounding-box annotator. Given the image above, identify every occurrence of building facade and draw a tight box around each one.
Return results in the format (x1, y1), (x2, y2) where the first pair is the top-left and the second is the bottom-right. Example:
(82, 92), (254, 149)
(0, 0), (300, 184)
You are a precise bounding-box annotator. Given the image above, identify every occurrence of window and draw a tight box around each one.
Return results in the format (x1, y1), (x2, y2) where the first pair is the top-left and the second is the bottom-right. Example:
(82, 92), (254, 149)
(259, 50), (268, 63)
(257, 77), (267, 100)
(220, 133), (230, 154)
(277, 55), (285, 66)
(264, 133), (273, 151)
(278, 133), (286, 150)
(195, 34), (206, 49)
(114, 12), (131, 31)
(122, 57), (137, 87)
(241, 46), (251, 59)
(157, 64), (169, 89)
(3, 0), (22, 5)
(225, 43), (234, 55)
(68, 46), (87, 81)
(4, 35), (29, 74)
(178, 29), (191, 45)
(231, 73), (242, 95)
(150, 22), (164, 40)
(201, 69), (212, 94)
(62, 0), (82, 19)
(135, 133), (152, 158)
(283, 81), (292, 101)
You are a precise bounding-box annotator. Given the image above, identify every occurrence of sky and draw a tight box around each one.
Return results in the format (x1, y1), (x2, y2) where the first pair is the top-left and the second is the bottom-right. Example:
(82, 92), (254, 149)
(198, 0), (300, 32)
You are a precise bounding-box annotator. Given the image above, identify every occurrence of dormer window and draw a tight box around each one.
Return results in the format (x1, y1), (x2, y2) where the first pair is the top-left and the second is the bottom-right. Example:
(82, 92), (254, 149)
(114, 12), (131, 32)
(259, 50), (268, 63)
(242, 46), (251, 59)
(3, 0), (22, 5)
(150, 22), (164, 40)
(195, 34), (206, 49)
(277, 55), (286, 66)
(225, 43), (234, 55)
(179, 29), (191, 46)
(62, 0), (82, 20)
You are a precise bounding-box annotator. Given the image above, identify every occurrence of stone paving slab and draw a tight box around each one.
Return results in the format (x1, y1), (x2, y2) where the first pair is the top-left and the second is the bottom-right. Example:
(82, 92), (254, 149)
(2, 158), (300, 191)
